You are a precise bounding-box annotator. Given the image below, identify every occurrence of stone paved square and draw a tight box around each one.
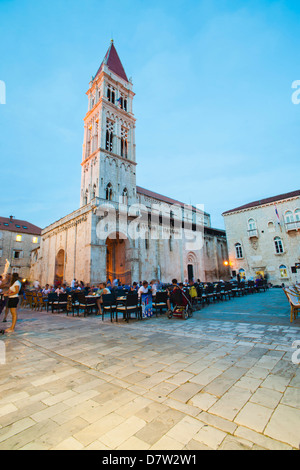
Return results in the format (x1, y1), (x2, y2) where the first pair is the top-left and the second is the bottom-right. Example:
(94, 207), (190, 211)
(0, 288), (299, 450)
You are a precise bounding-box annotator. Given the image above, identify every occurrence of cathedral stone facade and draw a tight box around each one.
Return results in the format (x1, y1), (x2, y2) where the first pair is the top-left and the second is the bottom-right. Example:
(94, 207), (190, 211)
(31, 42), (229, 286)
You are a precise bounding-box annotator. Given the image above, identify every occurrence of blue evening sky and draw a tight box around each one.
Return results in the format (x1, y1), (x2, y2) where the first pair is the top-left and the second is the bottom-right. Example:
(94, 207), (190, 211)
(0, 0), (299, 230)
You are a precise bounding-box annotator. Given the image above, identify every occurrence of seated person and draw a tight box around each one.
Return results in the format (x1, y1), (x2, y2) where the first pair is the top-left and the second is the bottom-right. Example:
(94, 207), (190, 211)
(167, 279), (181, 311)
(150, 280), (158, 297)
(138, 281), (150, 299)
(96, 282), (111, 315)
(55, 284), (66, 295)
(42, 284), (51, 296)
(130, 282), (138, 292)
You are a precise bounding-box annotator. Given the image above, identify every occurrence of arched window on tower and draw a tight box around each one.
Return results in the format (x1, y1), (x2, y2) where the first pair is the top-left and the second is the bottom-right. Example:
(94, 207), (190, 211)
(93, 120), (98, 153)
(117, 93), (128, 111)
(107, 84), (115, 104)
(86, 126), (91, 158)
(84, 189), (89, 205)
(106, 120), (114, 152)
(106, 183), (113, 201)
(121, 127), (128, 158)
(122, 188), (128, 204)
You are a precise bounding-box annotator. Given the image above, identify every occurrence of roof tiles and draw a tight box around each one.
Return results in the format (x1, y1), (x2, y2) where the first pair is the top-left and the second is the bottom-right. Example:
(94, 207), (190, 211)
(95, 41), (128, 82)
(222, 189), (300, 215)
(0, 217), (41, 235)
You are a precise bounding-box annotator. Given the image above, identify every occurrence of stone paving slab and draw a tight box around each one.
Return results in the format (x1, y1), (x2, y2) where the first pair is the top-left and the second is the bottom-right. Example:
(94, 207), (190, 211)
(0, 289), (299, 450)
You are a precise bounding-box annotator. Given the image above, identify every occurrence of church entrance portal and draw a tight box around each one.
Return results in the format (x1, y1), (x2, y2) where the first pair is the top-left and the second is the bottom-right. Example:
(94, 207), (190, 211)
(106, 234), (131, 285)
(54, 249), (65, 286)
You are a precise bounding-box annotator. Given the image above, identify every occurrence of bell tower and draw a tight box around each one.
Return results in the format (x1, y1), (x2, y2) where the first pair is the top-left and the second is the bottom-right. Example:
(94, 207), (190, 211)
(80, 40), (137, 207)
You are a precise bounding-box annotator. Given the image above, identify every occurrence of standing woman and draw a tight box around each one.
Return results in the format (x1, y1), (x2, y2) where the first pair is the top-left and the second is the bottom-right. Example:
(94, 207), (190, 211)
(4, 273), (21, 333)
(0, 273), (11, 318)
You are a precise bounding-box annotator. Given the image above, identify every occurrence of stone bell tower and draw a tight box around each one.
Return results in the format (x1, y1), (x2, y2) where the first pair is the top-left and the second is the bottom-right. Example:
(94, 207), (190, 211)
(80, 40), (137, 208)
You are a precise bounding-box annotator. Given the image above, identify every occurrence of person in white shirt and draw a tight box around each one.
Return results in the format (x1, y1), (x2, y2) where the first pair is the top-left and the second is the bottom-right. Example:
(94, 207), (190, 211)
(138, 281), (149, 298)
(150, 280), (157, 297)
(55, 285), (66, 295)
(2, 273), (22, 333)
(42, 284), (51, 296)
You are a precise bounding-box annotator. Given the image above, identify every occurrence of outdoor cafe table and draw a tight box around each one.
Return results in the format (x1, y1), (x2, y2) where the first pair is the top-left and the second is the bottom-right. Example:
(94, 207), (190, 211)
(116, 293), (153, 318)
(85, 293), (154, 318)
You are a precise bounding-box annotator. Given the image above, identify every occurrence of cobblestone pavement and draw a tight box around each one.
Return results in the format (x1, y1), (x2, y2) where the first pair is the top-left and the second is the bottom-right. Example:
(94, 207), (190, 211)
(0, 288), (299, 450)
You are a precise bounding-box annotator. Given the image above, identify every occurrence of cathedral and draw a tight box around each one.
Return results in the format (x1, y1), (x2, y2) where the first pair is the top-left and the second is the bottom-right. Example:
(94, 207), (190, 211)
(31, 41), (229, 286)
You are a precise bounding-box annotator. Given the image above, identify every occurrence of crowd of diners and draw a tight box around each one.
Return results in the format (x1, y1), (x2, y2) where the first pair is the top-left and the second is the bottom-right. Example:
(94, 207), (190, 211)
(0, 272), (268, 331)
(28, 274), (268, 313)
(29, 272), (268, 298)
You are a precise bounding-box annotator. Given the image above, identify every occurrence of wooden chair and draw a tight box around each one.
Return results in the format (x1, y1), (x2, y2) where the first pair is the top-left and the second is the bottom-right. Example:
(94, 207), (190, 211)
(153, 291), (168, 316)
(204, 284), (215, 303)
(46, 293), (58, 312)
(32, 292), (42, 311)
(294, 284), (300, 294)
(37, 293), (46, 311)
(247, 280), (255, 294)
(24, 292), (33, 309)
(102, 293), (117, 322)
(116, 293), (141, 322)
(283, 288), (300, 322)
(74, 293), (97, 317)
(214, 283), (224, 301)
(52, 293), (68, 313)
(223, 282), (232, 300)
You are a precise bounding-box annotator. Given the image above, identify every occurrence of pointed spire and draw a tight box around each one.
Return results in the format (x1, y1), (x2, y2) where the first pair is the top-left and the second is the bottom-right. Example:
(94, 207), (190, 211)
(95, 41), (128, 82)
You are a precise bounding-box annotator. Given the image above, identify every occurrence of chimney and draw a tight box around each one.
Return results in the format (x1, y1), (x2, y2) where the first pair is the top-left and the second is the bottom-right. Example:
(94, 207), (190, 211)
(9, 215), (14, 223)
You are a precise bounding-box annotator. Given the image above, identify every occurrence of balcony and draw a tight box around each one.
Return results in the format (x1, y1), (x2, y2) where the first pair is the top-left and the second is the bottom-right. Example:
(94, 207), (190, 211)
(285, 220), (300, 232)
(247, 228), (259, 238)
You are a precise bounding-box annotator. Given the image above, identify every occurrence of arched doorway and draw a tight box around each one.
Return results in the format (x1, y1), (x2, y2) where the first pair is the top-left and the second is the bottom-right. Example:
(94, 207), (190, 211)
(187, 264), (194, 282)
(106, 233), (131, 285)
(186, 252), (198, 282)
(55, 249), (65, 286)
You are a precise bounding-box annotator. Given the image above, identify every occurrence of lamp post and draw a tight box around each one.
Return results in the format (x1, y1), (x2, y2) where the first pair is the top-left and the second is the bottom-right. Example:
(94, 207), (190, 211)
(223, 260), (231, 279)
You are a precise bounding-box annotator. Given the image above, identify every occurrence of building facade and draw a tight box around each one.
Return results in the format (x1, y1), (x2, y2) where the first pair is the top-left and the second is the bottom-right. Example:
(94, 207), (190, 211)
(0, 216), (41, 280)
(223, 190), (300, 285)
(31, 41), (229, 286)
